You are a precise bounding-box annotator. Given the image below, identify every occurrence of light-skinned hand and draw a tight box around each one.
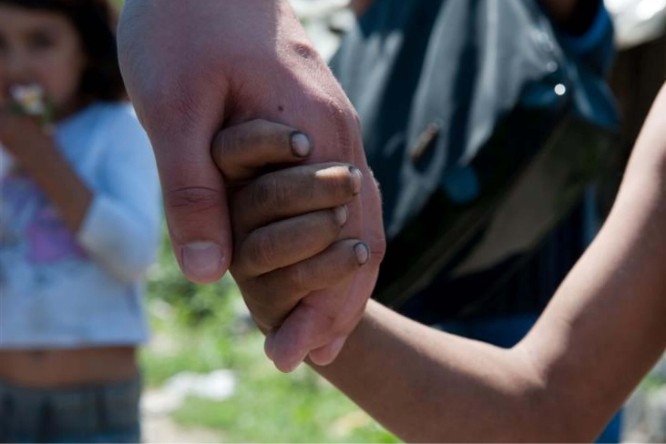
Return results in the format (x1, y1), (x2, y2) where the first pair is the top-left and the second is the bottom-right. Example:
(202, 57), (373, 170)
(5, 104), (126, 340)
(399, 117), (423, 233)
(117, 0), (385, 371)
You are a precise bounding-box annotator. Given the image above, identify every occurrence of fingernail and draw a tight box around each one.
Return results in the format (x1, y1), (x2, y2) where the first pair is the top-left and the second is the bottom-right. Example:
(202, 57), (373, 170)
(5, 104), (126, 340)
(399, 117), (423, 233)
(282, 359), (303, 373)
(274, 343), (308, 373)
(354, 242), (370, 265)
(349, 166), (362, 195)
(309, 336), (347, 366)
(291, 132), (312, 157)
(181, 242), (223, 282)
(334, 205), (348, 226)
(276, 352), (305, 373)
(264, 332), (276, 361)
(327, 336), (347, 361)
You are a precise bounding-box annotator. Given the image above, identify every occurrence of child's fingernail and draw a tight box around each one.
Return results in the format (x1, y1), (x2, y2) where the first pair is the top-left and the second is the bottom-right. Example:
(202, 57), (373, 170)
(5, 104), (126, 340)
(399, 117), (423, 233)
(354, 242), (370, 265)
(311, 336), (347, 365)
(291, 132), (312, 157)
(181, 242), (223, 281)
(349, 166), (362, 195)
(283, 359), (303, 373)
(334, 205), (348, 226)
(327, 336), (347, 361)
(264, 333), (276, 361)
(276, 352), (305, 373)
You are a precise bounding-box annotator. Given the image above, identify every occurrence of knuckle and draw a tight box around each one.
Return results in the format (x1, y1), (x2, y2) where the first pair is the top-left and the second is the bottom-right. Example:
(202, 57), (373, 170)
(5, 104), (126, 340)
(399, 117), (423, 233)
(165, 186), (221, 214)
(250, 175), (290, 210)
(245, 229), (278, 272)
(301, 298), (337, 327)
(291, 41), (320, 61)
(227, 122), (255, 153)
(282, 265), (309, 293)
(308, 95), (360, 162)
(371, 235), (387, 262)
(136, 78), (203, 136)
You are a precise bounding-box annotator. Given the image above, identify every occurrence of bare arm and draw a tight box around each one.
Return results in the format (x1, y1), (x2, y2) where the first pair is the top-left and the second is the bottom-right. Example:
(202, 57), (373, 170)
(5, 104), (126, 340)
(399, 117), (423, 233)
(314, 85), (666, 442)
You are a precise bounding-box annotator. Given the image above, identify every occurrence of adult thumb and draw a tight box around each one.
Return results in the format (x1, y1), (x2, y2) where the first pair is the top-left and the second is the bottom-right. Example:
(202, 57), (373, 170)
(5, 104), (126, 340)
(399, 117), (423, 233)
(116, 2), (232, 283)
(144, 106), (232, 284)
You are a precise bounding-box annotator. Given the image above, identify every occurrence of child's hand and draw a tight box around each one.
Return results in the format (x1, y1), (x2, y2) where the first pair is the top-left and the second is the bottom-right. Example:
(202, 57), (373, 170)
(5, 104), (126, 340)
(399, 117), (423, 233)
(0, 106), (54, 170)
(212, 119), (371, 372)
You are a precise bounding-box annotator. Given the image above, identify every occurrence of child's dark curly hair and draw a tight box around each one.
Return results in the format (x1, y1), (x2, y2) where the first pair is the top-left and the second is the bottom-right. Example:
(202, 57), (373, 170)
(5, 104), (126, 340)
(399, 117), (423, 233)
(0, 0), (126, 102)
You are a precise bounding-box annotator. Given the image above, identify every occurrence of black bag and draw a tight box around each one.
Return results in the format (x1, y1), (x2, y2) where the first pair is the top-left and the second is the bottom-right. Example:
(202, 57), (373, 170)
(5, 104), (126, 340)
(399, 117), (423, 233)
(331, 0), (619, 310)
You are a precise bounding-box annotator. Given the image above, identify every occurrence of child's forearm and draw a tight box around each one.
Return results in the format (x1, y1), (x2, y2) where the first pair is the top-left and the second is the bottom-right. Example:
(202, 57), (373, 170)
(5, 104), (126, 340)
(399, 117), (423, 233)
(18, 137), (93, 234)
(314, 85), (666, 442)
(315, 301), (547, 442)
(521, 83), (666, 439)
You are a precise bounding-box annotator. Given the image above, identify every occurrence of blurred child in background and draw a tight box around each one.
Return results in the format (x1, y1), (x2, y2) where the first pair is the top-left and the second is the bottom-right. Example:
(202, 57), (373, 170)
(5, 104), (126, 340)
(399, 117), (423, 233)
(0, 0), (160, 441)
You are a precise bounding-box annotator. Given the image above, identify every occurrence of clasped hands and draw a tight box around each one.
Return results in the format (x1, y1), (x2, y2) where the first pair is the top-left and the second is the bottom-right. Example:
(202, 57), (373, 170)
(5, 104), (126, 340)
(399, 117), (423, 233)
(210, 120), (378, 372)
(117, 0), (385, 372)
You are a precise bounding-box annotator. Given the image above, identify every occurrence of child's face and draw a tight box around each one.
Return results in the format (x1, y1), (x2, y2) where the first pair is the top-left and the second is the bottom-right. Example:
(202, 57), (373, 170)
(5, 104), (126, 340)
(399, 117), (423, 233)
(0, 5), (87, 115)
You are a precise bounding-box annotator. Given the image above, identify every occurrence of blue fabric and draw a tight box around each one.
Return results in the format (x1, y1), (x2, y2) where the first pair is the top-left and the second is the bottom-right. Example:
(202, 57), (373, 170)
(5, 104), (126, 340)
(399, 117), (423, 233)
(555, 0), (619, 131)
(0, 102), (161, 348)
(397, 0), (617, 321)
(0, 376), (141, 443)
(335, 1), (623, 440)
(438, 315), (623, 443)
(555, 0), (616, 76)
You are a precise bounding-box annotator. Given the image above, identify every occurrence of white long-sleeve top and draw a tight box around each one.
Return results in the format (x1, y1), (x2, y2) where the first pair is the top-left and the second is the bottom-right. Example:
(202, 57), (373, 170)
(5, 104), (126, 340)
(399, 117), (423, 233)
(0, 102), (161, 348)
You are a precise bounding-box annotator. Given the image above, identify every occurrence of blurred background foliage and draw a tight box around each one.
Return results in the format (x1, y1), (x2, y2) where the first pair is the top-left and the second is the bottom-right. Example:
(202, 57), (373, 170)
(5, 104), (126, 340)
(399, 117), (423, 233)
(141, 230), (398, 443)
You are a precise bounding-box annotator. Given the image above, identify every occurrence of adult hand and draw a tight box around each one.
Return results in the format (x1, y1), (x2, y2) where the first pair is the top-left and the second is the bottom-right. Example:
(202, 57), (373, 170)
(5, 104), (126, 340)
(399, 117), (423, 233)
(117, 2), (385, 370)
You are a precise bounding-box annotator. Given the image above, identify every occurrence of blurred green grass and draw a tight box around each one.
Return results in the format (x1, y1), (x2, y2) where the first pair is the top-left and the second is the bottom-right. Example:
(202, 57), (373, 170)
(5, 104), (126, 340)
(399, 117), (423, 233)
(141, 234), (398, 443)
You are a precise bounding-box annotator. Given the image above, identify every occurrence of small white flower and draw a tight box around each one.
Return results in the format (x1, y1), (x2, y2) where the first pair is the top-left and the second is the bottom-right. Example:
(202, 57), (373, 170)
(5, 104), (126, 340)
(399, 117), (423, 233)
(10, 84), (47, 116)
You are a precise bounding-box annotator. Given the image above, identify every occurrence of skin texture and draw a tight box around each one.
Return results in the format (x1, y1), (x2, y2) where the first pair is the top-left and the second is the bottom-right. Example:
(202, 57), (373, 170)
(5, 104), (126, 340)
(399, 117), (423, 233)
(214, 122), (368, 338)
(229, 85), (666, 442)
(209, 120), (369, 342)
(117, 0), (385, 372)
